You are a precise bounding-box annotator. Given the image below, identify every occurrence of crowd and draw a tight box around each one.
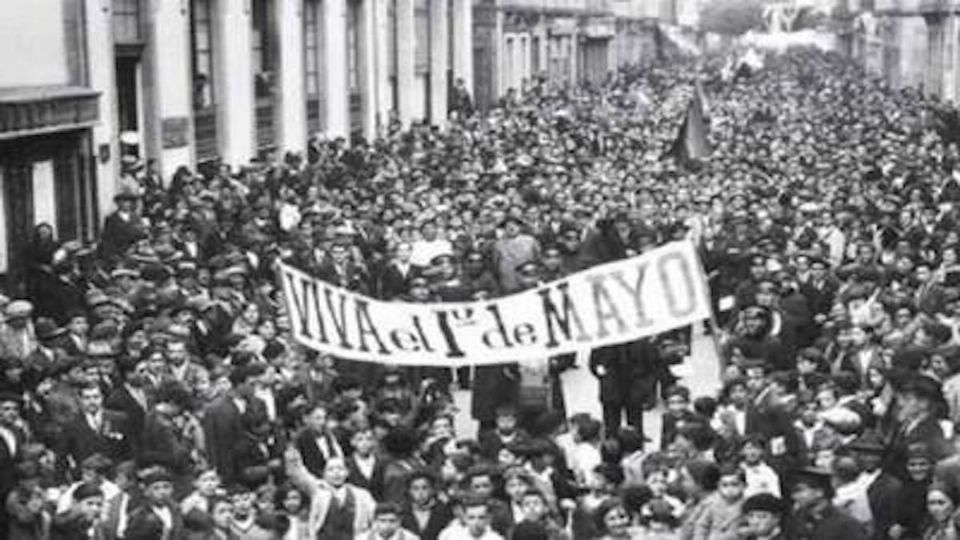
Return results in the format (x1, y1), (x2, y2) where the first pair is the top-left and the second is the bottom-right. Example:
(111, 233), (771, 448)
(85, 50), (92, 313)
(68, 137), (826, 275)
(5, 46), (960, 540)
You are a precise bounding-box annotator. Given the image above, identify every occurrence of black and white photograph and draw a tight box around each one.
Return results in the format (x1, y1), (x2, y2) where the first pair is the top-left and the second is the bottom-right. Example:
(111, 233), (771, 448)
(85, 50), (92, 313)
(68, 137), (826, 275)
(2, 0), (958, 538)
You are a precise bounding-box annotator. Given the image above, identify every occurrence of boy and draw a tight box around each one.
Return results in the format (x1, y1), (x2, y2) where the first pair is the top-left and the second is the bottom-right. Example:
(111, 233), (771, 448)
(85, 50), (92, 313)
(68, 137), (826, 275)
(661, 385), (697, 451)
(357, 502), (420, 540)
(439, 496), (505, 540)
(347, 426), (385, 499)
(694, 463), (746, 540)
(740, 435), (781, 498)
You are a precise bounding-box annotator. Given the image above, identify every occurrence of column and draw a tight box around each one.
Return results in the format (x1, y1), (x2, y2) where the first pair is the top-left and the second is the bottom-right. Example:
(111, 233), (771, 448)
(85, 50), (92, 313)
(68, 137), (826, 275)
(146, 0), (194, 179)
(428, 0), (448, 127)
(451, 0), (474, 90)
(944, 15), (960, 103)
(925, 14), (944, 98)
(899, 16), (928, 90)
(373, 0), (391, 134)
(214, 0), (255, 166)
(321, 0), (349, 139)
(84, 0), (119, 218)
(359, 0), (378, 140)
(396, 0), (417, 127)
(275, 0), (306, 153)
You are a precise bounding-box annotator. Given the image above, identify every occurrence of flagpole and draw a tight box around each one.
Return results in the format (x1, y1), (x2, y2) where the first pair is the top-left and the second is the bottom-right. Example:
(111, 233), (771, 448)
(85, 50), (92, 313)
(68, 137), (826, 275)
(689, 240), (727, 381)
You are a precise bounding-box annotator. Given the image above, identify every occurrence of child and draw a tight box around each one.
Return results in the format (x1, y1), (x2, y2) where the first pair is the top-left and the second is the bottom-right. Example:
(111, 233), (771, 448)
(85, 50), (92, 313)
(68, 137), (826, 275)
(181, 467), (222, 518)
(739, 435), (781, 498)
(644, 498), (680, 540)
(693, 463), (746, 540)
(661, 386), (697, 451)
(640, 462), (684, 520)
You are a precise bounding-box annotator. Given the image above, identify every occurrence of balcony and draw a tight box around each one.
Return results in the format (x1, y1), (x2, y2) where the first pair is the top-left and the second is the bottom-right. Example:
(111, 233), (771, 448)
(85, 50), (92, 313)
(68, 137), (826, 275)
(500, 0), (612, 15)
(0, 86), (99, 141)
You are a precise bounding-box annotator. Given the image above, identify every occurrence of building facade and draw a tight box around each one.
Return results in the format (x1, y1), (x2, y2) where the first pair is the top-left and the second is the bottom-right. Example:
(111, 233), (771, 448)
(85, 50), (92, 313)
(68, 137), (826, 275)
(846, 0), (960, 103)
(0, 0), (666, 283)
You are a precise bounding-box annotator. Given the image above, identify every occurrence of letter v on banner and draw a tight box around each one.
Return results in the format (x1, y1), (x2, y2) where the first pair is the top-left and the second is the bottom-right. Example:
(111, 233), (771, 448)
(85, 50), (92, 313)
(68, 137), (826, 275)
(278, 241), (714, 367)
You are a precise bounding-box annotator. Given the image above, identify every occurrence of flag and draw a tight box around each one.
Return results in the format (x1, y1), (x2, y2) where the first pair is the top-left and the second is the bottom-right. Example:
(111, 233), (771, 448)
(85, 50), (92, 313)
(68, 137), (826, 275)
(666, 91), (711, 163)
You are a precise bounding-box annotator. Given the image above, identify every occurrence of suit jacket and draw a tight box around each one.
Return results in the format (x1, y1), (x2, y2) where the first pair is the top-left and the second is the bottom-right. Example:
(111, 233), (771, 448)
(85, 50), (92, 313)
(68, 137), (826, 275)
(294, 429), (344, 480)
(60, 409), (132, 467)
(886, 415), (949, 480)
(202, 396), (255, 485)
(864, 472), (901, 540)
(123, 502), (184, 540)
(99, 211), (147, 261)
(379, 263), (422, 300)
(346, 454), (385, 501)
(105, 385), (149, 451)
(401, 502), (453, 540)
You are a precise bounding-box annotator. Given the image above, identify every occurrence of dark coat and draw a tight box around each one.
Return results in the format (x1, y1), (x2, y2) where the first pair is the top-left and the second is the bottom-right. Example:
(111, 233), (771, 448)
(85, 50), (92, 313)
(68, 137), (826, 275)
(379, 263), (422, 300)
(59, 409), (132, 467)
(471, 364), (519, 424)
(123, 502), (184, 540)
(865, 472), (902, 540)
(791, 504), (868, 540)
(98, 211), (147, 261)
(201, 396), (247, 485)
(345, 454), (385, 500)
(885, 415), (949, 480)
(590, 339), (661, 405)
(138, 412), (193, 478)
(293, 429), (343, 480)
(104, 385), (149, 452)
(400, 501), (453, 540)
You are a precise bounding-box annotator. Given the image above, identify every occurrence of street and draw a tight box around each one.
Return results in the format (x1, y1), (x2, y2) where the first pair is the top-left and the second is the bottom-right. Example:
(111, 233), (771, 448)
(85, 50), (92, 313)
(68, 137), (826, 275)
(453, 326), (723, 448)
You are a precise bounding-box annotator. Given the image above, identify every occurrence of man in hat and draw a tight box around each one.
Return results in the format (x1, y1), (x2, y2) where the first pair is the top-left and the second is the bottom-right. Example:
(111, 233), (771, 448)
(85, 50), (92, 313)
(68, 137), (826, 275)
(60, 382), (133, 469)
(99, 189), (147, 263)
(790, 467), (867, 540)
(124, 467), (183, 540)
(0, 300), (37, 362)
(742, 493), (788, 540)
(493, 216), (541, 293)
(886, 374), (950, 480)
(848, 430), (902, 540)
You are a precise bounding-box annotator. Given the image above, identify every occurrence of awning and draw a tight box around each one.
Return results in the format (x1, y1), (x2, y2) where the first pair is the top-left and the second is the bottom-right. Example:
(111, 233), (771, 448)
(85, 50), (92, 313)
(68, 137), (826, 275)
(0, 85), (100, 141)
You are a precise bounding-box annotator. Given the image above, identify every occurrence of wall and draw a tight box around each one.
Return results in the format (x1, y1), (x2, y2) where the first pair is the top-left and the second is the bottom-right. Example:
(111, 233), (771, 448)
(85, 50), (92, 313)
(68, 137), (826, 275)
(0, 0), (69, 87)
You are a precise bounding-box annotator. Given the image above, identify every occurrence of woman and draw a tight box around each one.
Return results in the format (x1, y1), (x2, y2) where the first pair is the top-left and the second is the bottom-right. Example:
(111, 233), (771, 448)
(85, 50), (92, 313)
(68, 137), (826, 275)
(592, 497), (639, 540)
(231, 302), (261, 337)
(678, 461), (721, 540)
(923, 483), (960, 540)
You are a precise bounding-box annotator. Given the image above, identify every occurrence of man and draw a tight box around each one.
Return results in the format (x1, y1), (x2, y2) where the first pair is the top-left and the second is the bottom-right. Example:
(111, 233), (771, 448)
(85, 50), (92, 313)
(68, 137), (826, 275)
(357, 502), (421, 540)
(742, 493), (788, 540)
(60, 383), (132, 467)
(438, 496), (504, 540)
(848, 431), (901, 540)
(285, 451), (376, 539)
(99, 190), (147, 262)
(411, 219), (453, 268)
(478, 405), (529, 461)
(401, 470), (453, 540)
(202, 363), (265, 485)
(48, 482), (105, 540)
(295, 401), (344, 479)
(0, 300), (38, 361)
(123, 467), (183, 540)
(589, 338), (660, 443)
(380, 242), (422, 300)
(0, 392), (24, 531)
(493, 217), (540, 293)
(346, 427), (385, 500)
(105, 356), (152, 452)
(790, 467), (867, 540)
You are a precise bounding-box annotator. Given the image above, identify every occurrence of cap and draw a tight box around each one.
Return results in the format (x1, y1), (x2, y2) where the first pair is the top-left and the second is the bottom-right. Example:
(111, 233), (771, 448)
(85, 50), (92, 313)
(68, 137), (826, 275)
(140, 467), (173, 486)
(73, 482), (104, 502)
(4, 300), (33, 320)
(790, 467), (833, 491)
(743, 493), (785, 516)
(34, 318), (65, 341)
(80, 453), (113, 473)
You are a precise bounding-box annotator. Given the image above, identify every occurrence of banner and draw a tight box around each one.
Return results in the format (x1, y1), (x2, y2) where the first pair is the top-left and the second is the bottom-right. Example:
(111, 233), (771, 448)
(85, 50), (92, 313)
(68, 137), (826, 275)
(280, 241), (712, 366)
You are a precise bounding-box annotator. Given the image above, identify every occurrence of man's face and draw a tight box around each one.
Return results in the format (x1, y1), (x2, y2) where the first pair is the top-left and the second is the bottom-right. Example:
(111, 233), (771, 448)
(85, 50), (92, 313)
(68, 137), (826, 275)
(409, 478), (434, 506)
(521, 494), (547, 521)
(496, 413), (516, 434)
(469, 475), (495, 498)
(351, 430), (375, 456)
(746, 510), (780, 536)
(324, 458), (349, 487)
(77, 496), (104, 522)
(80, 387), (103, 415)
(463, 505), (490, 536)
(0, 400), (18, 426)
(304, 407), (327, 433)
(791, 483), (822, 510)
(145, 481), (174, 504)
(212, 501), (234, 529)
(374, 513), (401, 537)
(166, 341), (188, 365)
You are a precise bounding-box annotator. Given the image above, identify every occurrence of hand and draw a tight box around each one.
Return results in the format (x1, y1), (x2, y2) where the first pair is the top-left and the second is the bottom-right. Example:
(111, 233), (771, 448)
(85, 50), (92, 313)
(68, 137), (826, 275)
(888, 525), (904, 539)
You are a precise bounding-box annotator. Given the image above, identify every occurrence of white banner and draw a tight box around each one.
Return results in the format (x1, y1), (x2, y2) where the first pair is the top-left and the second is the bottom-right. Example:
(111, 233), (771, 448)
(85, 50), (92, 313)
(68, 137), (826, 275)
(280, 241), (712, 366)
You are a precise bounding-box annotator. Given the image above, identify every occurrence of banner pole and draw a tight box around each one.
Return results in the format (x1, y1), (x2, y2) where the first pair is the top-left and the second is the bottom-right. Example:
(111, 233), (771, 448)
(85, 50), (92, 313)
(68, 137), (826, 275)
(689, 240), (726, 380)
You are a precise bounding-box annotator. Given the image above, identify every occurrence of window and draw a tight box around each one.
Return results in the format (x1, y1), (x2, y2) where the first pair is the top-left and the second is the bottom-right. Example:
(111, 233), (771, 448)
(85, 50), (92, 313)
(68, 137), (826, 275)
(112, 0), (142, 43)
(252, 0), (274, 99)
(304, 0), (320, 97)
(190, 0), (215, 109)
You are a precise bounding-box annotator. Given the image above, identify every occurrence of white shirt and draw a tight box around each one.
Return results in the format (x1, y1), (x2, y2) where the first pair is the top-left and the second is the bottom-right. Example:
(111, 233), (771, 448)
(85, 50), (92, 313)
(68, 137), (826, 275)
(438, 522), (504, 540)
(253, 387), (277, 421)
(742, 462), (782, 498)
(0, 424), (16, 457)
(353, 454), (376, 480)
